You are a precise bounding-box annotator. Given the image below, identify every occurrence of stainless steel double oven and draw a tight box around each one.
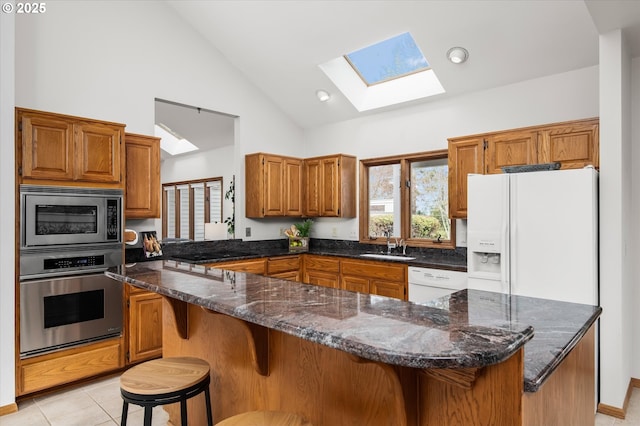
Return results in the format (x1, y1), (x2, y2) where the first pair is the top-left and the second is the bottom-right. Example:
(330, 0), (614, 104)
(19, 185), (124, 358)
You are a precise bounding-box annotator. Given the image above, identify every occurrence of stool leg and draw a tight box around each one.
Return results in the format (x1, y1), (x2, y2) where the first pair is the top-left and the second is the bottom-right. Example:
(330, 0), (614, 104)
(204, 387), (213, 426)
(120, 401), (128, 426)
(181, 400), (188, 425)
(143, 406), (152, 426)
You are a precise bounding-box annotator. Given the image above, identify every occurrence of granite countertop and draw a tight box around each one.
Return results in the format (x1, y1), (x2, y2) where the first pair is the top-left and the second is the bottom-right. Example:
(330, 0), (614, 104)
(422, 290), (601, 391)
(108, 260), (600, 392)
(107, 260), (531, 370)
(133, 238), (468, 271)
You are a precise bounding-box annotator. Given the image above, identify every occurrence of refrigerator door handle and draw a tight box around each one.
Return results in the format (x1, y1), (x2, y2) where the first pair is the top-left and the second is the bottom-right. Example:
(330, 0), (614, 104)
(501, 221), (509, 294)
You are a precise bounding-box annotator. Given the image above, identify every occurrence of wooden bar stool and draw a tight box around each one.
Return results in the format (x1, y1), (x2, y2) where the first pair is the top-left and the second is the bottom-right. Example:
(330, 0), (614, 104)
(215, 411), (312, 426)
(120, 356), (213, 426)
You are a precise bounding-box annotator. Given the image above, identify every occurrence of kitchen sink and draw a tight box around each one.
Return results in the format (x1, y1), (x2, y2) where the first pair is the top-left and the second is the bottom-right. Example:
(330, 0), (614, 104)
(359, 253), (416, 261)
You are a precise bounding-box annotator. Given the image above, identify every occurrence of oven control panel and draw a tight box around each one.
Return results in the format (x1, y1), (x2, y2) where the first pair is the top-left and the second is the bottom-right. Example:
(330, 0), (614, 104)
(43, 255), (105, 270)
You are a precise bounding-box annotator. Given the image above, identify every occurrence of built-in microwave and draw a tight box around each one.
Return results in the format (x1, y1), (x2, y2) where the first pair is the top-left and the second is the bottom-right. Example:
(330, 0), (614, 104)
(20, 185), (123, 249)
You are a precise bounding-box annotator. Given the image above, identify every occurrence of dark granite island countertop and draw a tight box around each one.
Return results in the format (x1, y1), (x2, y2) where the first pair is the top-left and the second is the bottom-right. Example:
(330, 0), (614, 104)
(106, 260), (601, 426)
(108, 260), (532, 369)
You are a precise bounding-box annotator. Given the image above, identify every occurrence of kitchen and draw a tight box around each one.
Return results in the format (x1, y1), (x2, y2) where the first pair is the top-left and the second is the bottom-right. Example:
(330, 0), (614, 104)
(1, 1), (639, 424)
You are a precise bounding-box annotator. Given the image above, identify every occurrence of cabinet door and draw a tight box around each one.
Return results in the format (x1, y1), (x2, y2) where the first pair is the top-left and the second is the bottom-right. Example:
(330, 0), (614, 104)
(342, 275), (369, 293)
(284, 158), (303, 216)
(485, 130), (538, 174)
(303, 270), (340, 288)
(74, 121), (123, 183)
(125, 133), (161, 218)
(303, 158), (321, 217)
(448, 137), (484, 218)
(129, 292), (163, 363)
(20, 112), (74, 181)
(263, 155), (285, 216)
(370, 280), (406, 300)
(538, 121), (599, 169)
(320, 157), (341, 217)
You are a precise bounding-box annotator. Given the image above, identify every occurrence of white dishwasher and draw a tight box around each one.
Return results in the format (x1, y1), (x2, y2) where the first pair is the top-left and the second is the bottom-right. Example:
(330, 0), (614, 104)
(408, 267), (468, 303)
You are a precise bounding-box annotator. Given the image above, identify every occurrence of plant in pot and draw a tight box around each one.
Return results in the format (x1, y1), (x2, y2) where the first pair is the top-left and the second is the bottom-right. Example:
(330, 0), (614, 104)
(285, 219), (313, 252)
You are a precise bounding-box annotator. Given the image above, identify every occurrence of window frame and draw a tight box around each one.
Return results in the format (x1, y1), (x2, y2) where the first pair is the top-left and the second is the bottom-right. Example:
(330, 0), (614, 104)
(359, 149), (455, 250)
(162, 177), (224, 240)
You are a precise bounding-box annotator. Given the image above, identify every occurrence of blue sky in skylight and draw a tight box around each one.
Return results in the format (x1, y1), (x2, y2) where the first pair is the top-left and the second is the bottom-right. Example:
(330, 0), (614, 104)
(346, 32), (429, 85)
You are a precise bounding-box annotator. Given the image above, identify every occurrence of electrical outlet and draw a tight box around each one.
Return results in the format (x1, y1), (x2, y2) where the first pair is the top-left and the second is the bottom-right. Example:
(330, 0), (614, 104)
(245, 227), (251, 237)
(331, 227), (338, 237)
(280, 227), (285, 236)
(349, 230), (357, 239)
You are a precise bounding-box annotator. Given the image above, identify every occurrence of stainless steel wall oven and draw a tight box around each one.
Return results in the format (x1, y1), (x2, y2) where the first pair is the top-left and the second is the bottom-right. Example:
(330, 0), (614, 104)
(19, 185), (124, 359)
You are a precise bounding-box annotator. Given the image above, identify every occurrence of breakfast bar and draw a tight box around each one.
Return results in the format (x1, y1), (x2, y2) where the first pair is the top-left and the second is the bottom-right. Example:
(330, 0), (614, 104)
(106, 260), (601, 426)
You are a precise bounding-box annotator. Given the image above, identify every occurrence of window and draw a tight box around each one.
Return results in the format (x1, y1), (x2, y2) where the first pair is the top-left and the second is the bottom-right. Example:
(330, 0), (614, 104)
(162, 177), (223, 240)
(359, 150), (454, 249)
(345, 32), (429, 86)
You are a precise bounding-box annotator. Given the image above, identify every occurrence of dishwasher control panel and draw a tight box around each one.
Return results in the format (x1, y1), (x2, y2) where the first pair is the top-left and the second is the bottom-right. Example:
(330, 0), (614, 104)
(408, 267), (467, 303)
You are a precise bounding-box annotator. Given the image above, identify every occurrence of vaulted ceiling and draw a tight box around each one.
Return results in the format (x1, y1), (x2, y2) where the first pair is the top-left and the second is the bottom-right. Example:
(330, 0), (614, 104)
(159, 1), (640, 155)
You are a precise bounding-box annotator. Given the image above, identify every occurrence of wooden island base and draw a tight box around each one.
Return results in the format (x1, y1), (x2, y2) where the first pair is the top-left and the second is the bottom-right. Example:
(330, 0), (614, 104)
(160, 299), (593, 426)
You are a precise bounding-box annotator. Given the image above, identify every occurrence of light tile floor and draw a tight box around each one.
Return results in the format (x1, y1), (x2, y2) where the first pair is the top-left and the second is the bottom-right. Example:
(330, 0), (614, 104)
(1, 375), (639, 425)
(0, 375), (172, 426)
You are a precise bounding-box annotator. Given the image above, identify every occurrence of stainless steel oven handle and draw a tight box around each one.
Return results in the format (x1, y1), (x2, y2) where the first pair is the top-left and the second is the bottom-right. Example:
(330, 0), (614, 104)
(20, 267), (110, 281)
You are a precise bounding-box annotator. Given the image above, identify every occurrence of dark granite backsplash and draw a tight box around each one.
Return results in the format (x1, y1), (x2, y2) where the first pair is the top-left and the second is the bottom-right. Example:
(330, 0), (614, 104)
(126, 237), (467, 270)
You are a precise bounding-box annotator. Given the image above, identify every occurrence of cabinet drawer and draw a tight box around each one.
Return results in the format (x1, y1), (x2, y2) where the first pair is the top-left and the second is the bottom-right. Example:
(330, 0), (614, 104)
(341, 259), (406, 282)
(209, 259), (267, 274)
(267, 255), (300, 275)
(304, 255), (340, 273)
(19, 339), (123, 395)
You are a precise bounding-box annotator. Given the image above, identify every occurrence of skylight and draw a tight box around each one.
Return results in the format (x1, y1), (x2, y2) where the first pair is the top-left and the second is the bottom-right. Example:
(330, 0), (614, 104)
(155, 123), (199, 156)
(345, 32), (429, 86)
(319, 32), (445, 112)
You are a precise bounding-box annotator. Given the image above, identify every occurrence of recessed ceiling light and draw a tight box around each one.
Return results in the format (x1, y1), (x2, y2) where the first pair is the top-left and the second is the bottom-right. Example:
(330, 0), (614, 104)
(446, 47), (469, 64)
(316, 89), (331, 102)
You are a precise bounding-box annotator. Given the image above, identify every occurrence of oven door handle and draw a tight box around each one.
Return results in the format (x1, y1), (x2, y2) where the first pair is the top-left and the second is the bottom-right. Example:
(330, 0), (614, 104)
(20, 268), (110, 281)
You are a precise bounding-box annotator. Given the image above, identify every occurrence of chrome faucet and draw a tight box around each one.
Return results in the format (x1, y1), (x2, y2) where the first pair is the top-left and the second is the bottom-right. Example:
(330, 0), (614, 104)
(398, 239), (407, 255)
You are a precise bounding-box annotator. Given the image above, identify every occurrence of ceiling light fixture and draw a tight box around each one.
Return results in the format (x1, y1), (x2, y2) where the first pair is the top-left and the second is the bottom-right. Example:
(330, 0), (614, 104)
(446, 47), (469, 64)
(316, 89), (331, 102)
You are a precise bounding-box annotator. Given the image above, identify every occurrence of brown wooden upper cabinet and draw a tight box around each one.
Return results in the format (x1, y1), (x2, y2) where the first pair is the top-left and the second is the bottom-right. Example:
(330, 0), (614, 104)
(245, 152), (356, 218)
(448, 118), (599, 218)
(245, 153), (303, 218)
(17, 108), (125, 186)
(125, 133), (161, 219)
(303, 154), (356, 218)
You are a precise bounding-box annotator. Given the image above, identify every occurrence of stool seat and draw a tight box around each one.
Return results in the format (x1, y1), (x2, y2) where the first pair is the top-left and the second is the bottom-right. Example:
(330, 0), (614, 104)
(121, 356), (210, 395)
(120, 357), (212, 426)
(216, 410), (312, 426)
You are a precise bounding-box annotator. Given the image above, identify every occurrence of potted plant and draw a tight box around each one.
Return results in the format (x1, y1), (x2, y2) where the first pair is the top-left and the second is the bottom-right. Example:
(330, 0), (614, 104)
(285, 219), (313, 252)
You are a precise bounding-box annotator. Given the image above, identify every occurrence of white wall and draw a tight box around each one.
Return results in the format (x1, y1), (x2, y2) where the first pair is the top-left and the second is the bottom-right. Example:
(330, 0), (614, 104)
(633, 57), (640, 383)
(599, 29), (633, 409)
(0, 10), (16, 409)
(303, 66), (599, 240)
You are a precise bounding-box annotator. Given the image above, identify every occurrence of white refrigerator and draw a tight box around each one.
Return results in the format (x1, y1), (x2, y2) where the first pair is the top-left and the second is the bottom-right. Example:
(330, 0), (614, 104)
(466, 167), (598, 305)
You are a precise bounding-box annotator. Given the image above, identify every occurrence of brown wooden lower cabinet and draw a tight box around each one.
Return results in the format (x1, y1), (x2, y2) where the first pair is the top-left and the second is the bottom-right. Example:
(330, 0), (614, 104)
(341, 259), (407, 300)
(266, 255), (300, 281)
(17, 337), (125, 396)
(302, 254), (341, 288)
(128, 289), (163, 363)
